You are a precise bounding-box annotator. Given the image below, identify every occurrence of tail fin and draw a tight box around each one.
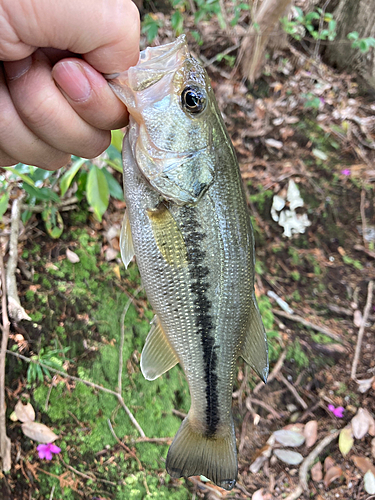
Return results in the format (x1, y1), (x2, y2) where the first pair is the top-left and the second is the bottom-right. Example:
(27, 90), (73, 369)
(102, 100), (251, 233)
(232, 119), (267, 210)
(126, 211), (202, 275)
(166, 413), (237, 490)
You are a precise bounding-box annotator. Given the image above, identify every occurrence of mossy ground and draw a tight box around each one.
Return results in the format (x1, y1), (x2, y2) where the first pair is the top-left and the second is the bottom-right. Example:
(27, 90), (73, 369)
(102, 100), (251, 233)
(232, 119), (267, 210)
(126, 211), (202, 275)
(10, 224), (192, 500)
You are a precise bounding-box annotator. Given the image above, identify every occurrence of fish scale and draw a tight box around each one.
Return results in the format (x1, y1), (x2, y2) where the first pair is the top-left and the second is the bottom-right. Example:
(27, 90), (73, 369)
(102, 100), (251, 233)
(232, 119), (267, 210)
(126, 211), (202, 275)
(108, 35), (268, 490)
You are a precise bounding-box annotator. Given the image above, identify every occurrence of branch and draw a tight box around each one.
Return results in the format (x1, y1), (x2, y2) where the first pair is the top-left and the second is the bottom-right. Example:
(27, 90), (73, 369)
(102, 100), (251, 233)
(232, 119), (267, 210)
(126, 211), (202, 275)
(272, 309), (343, 343)
(0, 248), (11, 471)
(284, 429), (339, 500)
(351, 280), (374, 380)
(6, 196), (30, 322)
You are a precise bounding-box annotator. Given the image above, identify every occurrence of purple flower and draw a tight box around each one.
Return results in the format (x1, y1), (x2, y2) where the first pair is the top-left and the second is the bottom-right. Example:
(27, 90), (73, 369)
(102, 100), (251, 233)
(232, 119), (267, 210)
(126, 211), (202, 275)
(341, 169), (351, 176)
(37, 443), (61, 460)
(328, 404), (345, 418)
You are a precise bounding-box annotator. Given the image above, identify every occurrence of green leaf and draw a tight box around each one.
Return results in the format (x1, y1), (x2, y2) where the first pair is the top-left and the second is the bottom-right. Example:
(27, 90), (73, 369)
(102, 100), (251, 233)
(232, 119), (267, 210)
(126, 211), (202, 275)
(347, 31), (359, 41)
(60, 158), (86, 196)
(86, 165), (109, 221)
(102, 168), (124, 201)
(5, 167), (35, 187)
(111, 130), (124, 153)
(171, 11), (184, 35)
(0, 192), (9, 220)
(42, 207), (64, 239)
(22, 183), (60, 203)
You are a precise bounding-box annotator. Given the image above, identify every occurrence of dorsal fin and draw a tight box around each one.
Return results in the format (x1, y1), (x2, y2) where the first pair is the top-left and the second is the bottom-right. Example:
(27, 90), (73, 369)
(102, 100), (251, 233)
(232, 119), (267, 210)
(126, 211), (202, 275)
(141, 316), (179, 381)
(240, 296), (269, 383)
(120, 209), (135, 269)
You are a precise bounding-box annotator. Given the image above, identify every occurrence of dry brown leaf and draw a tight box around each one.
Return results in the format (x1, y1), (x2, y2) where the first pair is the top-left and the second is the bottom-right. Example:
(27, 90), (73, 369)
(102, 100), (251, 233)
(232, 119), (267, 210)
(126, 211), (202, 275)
(311, 461), (323, 482)
(304, 420), (318, 448)
(15, 401), (35, 423)
(352, 456), (375, 476)
(66, 248), (80, 263)
(323, 465), (343, 488)
(324, 456), (336, 472)
(21, 421), (58, 443)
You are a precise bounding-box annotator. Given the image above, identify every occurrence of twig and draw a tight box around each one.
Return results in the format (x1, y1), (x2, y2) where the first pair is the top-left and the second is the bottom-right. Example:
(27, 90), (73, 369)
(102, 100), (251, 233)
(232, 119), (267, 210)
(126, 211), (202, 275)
(107, 419), (142, 469)
(351, 280), (374, 380)
(246, 397), (282, 419)
(277, 373), (308, 410)
(118, 286), (143, 394)
(360, 188), (368, 249)
(284, 429), (339, 500)
(6, 196), (30, 322)
(253, 350), (287, 394)
(354, 244), (375, 259)
(21, 196), (79, 213)
(313, 0), (331, 60)
(271, 309), (343, 343)
(49, 485), (56, 500)
(172, 408), (187, 419)
(0, 249), (11, 471)
(131, 436), (172, 445)
(6, 349), (145, 437)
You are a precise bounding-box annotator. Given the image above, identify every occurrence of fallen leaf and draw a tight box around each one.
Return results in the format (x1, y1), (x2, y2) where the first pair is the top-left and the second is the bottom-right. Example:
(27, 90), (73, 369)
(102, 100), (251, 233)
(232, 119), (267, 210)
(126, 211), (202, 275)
(265, 138), (283, 149)
(9, 411), (18, 422)
(105, 247), (119, 261)
(311, 461), (323, 481)
(21, 422), (58, 443)
(372, 438), (375, 458)
(364, 471), (375, 494)
(353, 309), (363, 328)
(352, 456), (375, 476)
(352, 408), (374, 439)
(323, 465), (343, 488)
(304, 421), (318, 448)
(273, 429), (305, 447)
(356, 377), (374, 393)
(15, 401), (35, 423)
(113, 264), (121, 281)
(324, 456), (336, 471)
(250, 444), (273, 473)
(273, 449), (303, 465)
(66, 248), (80, 263)
(339, 426), (354, 457)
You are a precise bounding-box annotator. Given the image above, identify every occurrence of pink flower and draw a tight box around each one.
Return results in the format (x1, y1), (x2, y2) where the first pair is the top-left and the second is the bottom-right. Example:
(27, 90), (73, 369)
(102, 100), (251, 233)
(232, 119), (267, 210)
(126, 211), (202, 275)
(341, 169), (351, 176)
(328, 404), (345, 418)
(37, 443), (61, 460)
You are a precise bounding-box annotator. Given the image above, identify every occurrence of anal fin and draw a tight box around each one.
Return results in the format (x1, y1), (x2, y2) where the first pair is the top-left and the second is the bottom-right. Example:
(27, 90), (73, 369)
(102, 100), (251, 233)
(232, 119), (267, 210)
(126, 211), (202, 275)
(141, 316), (179, 381)
(120, 209), (135, 269)
(241, 295), (269, 383)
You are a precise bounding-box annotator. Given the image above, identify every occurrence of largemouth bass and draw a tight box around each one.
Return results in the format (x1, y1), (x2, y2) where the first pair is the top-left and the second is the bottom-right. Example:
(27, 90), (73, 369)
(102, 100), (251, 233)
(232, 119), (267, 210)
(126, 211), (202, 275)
(108, 35), (268, 491)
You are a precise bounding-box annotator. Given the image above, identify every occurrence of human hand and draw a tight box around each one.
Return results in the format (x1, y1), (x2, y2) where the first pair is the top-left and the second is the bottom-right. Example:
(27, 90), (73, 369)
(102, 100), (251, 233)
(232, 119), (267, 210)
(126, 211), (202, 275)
(0, 0), (140, 169)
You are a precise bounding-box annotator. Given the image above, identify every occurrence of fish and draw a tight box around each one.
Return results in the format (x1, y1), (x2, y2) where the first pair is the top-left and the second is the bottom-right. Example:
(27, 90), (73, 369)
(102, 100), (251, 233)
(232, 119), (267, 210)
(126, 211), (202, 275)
(108, 35), (268, 491)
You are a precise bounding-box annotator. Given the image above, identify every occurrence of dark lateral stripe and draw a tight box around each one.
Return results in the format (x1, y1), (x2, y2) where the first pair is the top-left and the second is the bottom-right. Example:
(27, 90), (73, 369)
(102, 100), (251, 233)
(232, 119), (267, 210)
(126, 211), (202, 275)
(180, 206), (219, 436)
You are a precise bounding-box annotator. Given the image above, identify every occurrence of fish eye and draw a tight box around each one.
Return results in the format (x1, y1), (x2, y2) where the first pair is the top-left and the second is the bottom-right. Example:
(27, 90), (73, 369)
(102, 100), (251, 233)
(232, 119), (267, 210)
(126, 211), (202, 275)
(181, 86), (206, 114)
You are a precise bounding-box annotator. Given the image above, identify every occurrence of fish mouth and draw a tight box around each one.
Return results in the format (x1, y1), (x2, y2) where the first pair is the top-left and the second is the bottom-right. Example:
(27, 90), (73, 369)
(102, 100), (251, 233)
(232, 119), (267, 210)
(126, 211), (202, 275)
(106, 35), (188, 92)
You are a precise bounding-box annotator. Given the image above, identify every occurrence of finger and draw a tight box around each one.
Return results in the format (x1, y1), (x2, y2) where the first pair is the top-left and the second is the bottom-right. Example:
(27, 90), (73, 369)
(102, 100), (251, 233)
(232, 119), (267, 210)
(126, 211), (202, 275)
(0, 63), (70, 169)
(0, 151), (18, 167)
(4, 50), (111, 158)
(1, 0), (140, 72)
(52, 58), (128, 130)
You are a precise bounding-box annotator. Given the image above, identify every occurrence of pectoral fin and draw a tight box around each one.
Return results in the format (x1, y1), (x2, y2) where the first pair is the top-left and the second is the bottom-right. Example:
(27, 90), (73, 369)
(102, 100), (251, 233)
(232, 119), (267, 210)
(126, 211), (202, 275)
(241, 297), (269, 383)
(146, 204), (187, 268)
(141, 316), (179, 380)
(120, 209), (135, 269)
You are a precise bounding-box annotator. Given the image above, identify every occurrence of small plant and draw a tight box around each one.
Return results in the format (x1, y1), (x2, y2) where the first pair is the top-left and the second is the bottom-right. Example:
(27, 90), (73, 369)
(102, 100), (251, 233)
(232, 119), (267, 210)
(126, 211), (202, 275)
(141, 13), (163, 43)
(27, 347), (70, 385)
(281, 7), (336, 42)
(348, 32), (375, 53)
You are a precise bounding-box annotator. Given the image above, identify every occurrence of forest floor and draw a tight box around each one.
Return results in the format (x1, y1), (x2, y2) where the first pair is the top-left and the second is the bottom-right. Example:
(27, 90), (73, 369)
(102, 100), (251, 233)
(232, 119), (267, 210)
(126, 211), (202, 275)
(1, 15), (375, 500)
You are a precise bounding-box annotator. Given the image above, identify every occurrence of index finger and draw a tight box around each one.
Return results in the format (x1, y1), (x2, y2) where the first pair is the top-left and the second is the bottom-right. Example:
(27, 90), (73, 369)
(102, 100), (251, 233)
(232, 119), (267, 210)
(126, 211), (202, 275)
(0, 0), (140, 73)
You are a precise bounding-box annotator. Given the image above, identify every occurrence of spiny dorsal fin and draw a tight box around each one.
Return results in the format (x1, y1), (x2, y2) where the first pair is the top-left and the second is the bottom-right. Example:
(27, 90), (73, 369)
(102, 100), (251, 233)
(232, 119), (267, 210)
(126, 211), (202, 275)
(240, 296), (269, 383)
(141, 316), (179, 381)
(120, 209), (135, 269)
